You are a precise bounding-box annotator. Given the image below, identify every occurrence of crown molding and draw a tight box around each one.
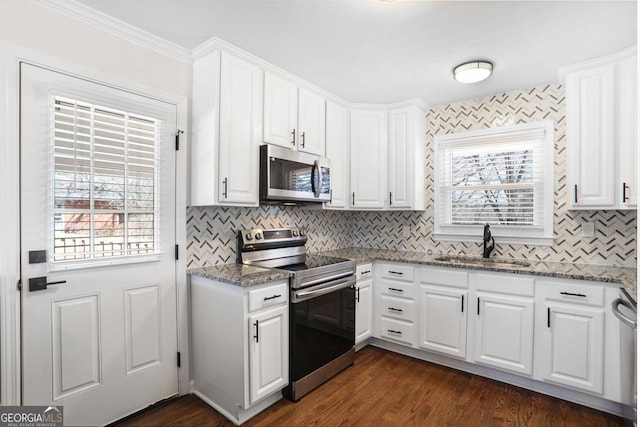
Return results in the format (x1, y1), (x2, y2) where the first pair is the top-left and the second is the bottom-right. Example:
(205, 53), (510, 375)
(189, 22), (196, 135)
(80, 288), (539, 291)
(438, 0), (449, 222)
(557, 45), (636, 82)
(38, 0), (193, 63)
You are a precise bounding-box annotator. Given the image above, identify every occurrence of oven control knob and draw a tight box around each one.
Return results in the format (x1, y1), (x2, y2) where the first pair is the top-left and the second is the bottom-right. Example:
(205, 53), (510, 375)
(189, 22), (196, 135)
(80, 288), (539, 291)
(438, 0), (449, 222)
(292, 230), (299, 237)
(255, 232), (263, 240)
(245, 233), (253, 241)
(299, 229), (305, 236)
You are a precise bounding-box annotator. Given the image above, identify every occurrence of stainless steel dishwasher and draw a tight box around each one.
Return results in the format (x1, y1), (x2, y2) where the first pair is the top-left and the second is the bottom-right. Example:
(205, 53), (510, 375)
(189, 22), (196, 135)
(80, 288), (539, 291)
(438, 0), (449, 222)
(612, 289), (636, 417)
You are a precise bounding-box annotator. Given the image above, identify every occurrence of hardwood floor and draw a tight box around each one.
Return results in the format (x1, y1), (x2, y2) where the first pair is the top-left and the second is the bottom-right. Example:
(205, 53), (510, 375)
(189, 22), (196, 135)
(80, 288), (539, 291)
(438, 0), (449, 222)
(115, 346), (634, 427)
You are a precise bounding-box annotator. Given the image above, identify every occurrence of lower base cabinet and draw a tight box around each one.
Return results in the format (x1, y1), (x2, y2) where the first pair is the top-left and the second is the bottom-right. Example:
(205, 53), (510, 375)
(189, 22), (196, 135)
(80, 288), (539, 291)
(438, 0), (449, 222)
(418, 285), (467, 359)
(538, 279), (607, 395)
(191, 276), (289, 425)
(355, 263), (373, 345)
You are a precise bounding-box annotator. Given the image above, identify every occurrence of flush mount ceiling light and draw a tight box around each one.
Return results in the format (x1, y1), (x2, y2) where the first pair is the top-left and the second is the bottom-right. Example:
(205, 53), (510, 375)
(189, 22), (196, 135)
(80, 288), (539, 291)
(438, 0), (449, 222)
(453, 61), (493, 84)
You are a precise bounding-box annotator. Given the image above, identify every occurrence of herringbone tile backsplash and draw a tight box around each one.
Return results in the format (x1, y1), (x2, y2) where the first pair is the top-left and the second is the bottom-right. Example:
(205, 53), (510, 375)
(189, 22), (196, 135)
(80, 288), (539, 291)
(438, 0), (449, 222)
(187, 83), (637, 269)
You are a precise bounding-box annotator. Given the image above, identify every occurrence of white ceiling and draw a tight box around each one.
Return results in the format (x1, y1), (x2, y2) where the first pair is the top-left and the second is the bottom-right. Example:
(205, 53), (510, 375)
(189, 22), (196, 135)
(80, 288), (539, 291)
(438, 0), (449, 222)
(71, 0), (636, 106)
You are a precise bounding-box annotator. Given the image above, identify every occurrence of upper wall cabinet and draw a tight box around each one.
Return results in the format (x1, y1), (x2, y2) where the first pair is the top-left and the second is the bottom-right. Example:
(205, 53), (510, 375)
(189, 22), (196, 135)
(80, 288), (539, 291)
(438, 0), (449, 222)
(264, 71), (326, 156)
(563, 47), (637, 210)
(325, 100), (349, 209)
(350, 109), (388, 209)
(388, 105), (426, 210)
(191, 51), (263, 207)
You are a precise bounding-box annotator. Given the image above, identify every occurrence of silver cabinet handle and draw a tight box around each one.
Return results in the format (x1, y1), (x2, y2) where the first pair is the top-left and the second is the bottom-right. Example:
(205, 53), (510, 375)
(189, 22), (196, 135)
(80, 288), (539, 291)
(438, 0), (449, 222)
(291, 128), (296, 146)
(612, 298), (637, 329)
(222, 177), (228, 199)
(301, 131), (306, 148)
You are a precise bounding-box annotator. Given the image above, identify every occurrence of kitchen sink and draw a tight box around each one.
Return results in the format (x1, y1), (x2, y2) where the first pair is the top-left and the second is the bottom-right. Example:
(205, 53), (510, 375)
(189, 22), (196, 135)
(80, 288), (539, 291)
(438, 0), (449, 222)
(435, 255), (531, 269)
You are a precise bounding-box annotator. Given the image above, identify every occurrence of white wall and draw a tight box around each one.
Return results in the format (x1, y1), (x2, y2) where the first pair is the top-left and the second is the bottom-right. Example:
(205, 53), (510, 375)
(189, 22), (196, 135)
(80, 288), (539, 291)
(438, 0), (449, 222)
(0, 0), (192, 97)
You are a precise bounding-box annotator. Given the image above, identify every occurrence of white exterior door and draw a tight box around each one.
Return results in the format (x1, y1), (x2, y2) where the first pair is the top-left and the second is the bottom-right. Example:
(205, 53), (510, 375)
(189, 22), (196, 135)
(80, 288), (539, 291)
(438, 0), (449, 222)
(20, 64), (178, 426)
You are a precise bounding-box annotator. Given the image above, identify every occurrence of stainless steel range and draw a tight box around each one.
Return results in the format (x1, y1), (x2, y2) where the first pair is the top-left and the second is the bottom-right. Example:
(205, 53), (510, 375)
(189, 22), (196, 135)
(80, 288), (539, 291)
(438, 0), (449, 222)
(237, 227), (356, 401)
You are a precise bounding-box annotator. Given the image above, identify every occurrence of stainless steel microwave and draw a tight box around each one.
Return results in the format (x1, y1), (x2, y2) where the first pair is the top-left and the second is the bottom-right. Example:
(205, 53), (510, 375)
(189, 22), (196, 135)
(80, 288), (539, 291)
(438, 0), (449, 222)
(260, 144), (331, 204)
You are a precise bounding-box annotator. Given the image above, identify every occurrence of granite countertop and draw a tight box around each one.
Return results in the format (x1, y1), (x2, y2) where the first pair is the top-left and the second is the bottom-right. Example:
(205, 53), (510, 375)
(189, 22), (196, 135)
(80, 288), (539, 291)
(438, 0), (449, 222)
(189, 263), (291, 287)
(318, 247), (637, 304)
(188, 247), (637, 303)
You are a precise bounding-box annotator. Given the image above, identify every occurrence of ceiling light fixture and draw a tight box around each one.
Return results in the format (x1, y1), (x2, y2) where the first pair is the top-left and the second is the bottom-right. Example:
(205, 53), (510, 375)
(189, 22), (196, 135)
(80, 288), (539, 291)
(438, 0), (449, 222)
(453, 61), (493, 84)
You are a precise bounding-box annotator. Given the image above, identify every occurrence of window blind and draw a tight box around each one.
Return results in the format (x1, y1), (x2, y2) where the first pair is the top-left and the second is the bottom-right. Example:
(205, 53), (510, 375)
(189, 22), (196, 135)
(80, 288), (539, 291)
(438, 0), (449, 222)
(52, 96), (160, 262)
(434, 122), (554, 243)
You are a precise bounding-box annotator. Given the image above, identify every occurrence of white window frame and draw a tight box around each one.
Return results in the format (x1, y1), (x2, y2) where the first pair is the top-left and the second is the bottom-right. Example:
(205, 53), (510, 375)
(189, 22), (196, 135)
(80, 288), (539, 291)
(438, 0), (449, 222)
(433, 120), (555, 245)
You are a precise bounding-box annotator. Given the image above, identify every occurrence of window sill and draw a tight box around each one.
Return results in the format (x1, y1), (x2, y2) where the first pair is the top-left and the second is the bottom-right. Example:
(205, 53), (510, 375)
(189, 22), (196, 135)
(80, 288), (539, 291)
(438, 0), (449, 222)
(432, 232), (554, 246)
(49, 253), (163, 272)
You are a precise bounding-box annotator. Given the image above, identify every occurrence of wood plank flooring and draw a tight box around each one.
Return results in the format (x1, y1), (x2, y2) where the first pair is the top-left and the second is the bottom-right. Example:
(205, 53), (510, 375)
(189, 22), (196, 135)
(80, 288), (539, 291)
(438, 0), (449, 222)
(115, 346), (634, 427)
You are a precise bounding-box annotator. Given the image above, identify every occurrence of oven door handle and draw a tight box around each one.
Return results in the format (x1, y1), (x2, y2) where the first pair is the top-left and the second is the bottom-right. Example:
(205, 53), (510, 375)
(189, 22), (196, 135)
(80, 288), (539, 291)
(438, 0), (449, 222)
(292, 276), (356, 303)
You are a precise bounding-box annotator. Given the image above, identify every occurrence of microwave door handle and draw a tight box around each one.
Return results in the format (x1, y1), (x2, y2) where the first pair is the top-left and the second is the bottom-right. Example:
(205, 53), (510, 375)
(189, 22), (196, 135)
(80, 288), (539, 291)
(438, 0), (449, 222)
(310, 161), (317, 196)
(313, 160), (321, 198)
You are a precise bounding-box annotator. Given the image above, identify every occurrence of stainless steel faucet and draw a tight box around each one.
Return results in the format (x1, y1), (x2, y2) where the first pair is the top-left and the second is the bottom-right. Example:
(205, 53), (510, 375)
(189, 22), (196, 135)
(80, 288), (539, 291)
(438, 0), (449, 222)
(483, 223), (495, 258)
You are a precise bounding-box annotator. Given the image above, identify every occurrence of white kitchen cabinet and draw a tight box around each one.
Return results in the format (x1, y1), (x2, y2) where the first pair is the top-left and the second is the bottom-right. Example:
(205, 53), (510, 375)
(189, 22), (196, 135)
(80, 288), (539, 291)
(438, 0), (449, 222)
(350, 109), (387, 209)
(325, 101), (349, 209)
(471, 272), (535, 376)
(388, 104), (426, 210)
(191, 50), (263, 206)
(248, 306), (288, 404)
(537, 280), (607, 395)
(355, 263), (373, 345)
(374, 262), (416, 346)
(418, 267), (468, 359)
(564, 47), (637, 210)
(191, 276), (289, 424)
(264, 71), (325, 155)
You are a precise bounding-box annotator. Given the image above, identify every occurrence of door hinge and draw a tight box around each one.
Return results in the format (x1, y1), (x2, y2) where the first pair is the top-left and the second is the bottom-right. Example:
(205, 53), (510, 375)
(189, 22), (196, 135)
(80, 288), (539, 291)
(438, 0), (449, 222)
(175, 244), (179, 261)
(177, 351), (181, 368)
(175, 130), (184, 150)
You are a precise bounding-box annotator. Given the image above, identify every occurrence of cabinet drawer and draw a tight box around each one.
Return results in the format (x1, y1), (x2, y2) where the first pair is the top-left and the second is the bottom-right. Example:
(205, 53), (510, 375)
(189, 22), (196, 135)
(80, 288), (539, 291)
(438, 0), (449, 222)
(420, 267), (468, 289)
(473, 272), (535, 297)
(357, 263), (373, 280)
(248, 282), (288, 312)
(380, 295), (414, 321)
(540, 280), (605, 307)
(380, 263), (414, 282)
(380, 317), (414, 346)
(380, 279), (414, 299)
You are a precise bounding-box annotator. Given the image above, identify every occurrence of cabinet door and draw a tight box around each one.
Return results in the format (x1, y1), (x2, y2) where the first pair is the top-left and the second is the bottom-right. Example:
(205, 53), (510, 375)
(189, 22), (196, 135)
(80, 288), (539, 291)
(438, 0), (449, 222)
(355, 279), (372, 344)
(325, 101), (348, 209)
(540, 302), (604, 394)
(566, 64), (616, 208)
(474, 294), (534, 376)
(264, 71), (297, 149)
(350, 109), (387, 209)
(388, 107), (413, 209)
(419, 286), (467, 359)
(218, 53), (263, 205)
(298, 87), (325, 155)
(248, 306), (288, 405)
(618, 55), (637, 208)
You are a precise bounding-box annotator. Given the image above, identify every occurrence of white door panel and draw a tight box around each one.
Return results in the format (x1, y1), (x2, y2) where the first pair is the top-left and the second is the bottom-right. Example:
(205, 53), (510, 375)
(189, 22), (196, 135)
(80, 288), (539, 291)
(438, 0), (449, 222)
(20, 64), (178, 426)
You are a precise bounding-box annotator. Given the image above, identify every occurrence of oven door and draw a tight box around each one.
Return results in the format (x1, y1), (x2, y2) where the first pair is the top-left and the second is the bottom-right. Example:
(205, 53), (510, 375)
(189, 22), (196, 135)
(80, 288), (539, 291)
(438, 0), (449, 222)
(260, 144), (330, 203)
(289, 276), (355, 388)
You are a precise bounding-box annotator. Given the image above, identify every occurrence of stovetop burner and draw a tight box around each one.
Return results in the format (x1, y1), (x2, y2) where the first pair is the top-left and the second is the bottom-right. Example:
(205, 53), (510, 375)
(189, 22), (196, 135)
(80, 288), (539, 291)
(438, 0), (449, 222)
(277, 254), (352, 271)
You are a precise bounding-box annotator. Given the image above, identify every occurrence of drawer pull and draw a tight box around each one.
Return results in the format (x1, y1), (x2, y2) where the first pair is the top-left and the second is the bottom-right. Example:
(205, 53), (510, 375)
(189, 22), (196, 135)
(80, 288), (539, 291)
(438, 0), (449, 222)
(388, 287), (404, 293)
(560, 291), (587, 298)
(388, 270), (404, 275)
(263, 294), (282, 301)
(387, 329), (402, 335)
(388, 307), (403, 313)
(461, 295), (464, 313)
(361, 270), (371, 275)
